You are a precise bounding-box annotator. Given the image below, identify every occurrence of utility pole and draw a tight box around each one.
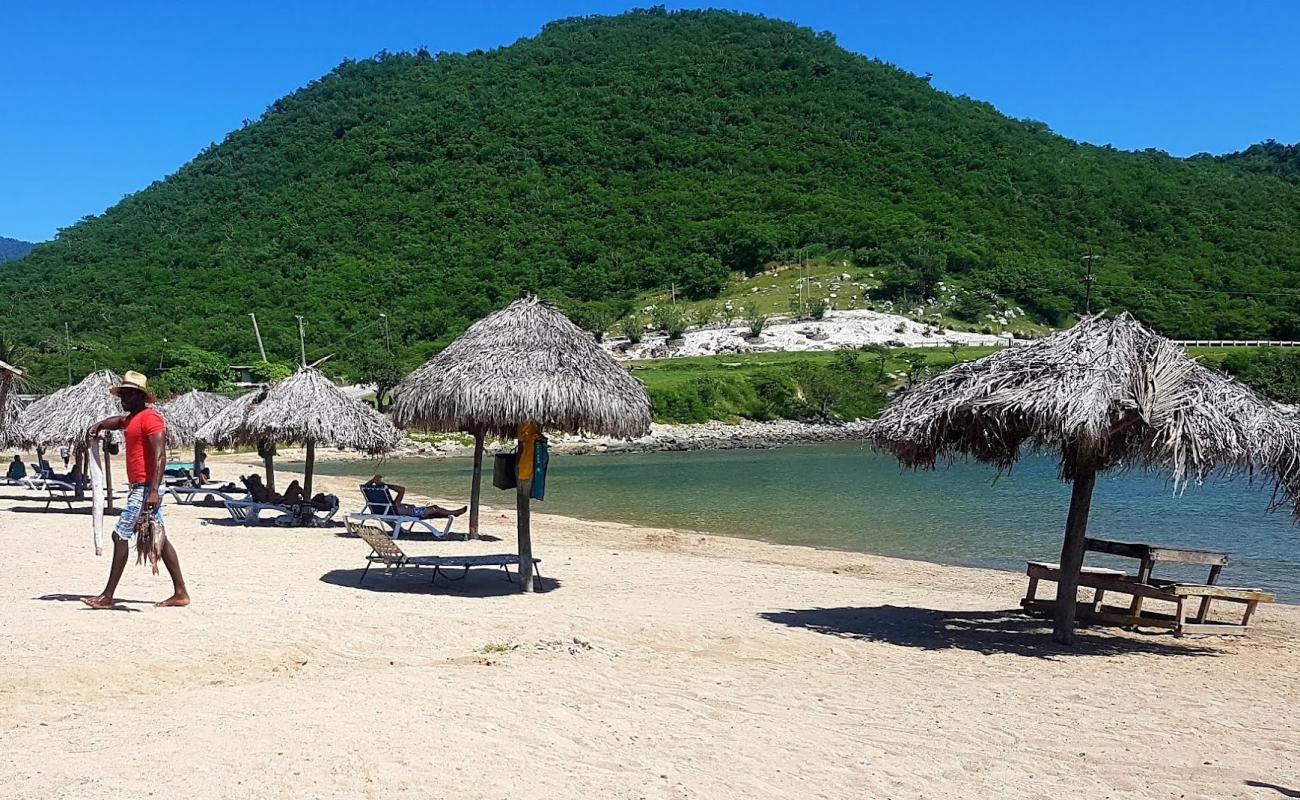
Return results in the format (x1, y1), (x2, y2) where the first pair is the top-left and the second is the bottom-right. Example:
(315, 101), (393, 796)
(1081, 250), (1100, 315)
(249, 313), (267, 362)
(295, 315), (307, 367)
(379, 313), (392, 354)
(64, 322), (72, 385)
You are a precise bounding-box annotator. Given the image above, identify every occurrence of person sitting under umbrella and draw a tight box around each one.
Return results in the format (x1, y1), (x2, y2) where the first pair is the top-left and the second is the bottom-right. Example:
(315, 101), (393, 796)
(364, 475), (466, 519)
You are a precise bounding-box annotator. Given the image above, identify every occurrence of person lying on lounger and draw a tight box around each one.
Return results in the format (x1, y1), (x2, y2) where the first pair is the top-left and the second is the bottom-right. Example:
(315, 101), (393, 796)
(244, 474), (337, 511)
(364, 475), (466, 519)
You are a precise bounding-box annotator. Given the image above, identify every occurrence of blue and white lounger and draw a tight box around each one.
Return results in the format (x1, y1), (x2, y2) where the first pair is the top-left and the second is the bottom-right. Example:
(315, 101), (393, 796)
(348, 484), (455, 539)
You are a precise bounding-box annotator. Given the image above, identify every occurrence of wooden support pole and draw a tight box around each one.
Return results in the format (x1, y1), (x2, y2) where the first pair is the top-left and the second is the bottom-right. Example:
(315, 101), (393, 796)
(73, 445), (86, 501)
(516, 477), (534, 593)
(303, 441), (315, 500)
(262, 441), (276, 493)
(103, 437), (113, 508)
(1053, 461), (1098, 645)
(469, 432), (484, 538)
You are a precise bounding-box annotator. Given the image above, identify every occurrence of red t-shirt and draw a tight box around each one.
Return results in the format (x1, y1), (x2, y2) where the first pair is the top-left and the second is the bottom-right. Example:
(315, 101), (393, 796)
(124, 407), (166, 485)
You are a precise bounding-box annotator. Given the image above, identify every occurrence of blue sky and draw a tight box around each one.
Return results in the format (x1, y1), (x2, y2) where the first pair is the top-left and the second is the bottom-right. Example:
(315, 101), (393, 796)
(3, 1), (1298, 242)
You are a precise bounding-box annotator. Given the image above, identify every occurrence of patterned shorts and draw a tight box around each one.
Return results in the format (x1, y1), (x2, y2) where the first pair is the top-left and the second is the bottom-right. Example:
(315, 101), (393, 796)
(114, 484), (165, 542)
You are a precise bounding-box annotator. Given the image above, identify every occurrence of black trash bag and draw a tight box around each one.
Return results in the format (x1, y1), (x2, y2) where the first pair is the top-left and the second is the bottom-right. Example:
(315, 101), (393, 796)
(492, 452), (518, 490)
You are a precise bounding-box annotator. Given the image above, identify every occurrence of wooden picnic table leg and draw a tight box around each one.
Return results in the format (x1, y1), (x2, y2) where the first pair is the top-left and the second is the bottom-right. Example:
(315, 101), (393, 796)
(1025, 575), (1040, 604)
(1174, 596), (1187, 638)
(1128, 556), (1154, 619)
(1241, 599), (1258, 629)
(1195, 564), (1224, 623)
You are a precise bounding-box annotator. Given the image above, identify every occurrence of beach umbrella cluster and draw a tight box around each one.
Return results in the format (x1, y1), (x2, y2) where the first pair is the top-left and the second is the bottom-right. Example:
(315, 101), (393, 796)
(870, 313), (1300, 643)
(392, 295), (651, 590)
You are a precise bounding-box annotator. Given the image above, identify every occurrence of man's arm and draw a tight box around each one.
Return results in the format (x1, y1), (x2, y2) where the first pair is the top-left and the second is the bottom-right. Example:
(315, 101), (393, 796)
(145, 429), (167, 509)
(87, 415), (129, 437)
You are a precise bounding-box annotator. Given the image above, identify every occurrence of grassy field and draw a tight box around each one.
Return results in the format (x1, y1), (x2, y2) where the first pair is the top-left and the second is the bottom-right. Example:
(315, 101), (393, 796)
(621, 259), (1051, 339)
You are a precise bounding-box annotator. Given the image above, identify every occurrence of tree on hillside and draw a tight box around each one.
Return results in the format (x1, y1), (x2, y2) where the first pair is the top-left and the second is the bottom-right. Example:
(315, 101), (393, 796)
(353, 351), (407, 411)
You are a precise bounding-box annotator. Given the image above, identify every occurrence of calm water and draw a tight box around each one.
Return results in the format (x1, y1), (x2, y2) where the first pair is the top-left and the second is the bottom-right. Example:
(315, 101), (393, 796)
(310, 443), (1300, 601)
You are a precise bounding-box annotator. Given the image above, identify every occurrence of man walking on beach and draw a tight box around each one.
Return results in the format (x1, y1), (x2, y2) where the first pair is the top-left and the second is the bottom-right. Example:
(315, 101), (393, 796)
(83, 371), (190, 609)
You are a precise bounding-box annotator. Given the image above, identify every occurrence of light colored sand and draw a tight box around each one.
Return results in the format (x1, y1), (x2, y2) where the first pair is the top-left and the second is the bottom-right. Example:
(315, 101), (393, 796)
(1, 454), (1297, 800)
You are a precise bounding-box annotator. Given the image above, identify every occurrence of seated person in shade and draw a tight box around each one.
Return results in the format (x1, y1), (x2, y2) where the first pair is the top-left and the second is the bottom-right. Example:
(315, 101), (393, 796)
(242, 473), (284, 504)
(364, 475), (466, 519)
(6, 455), (25, 481)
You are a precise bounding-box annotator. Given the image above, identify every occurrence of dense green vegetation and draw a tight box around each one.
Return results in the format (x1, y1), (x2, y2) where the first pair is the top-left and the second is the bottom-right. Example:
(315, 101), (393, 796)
(634, 347), (997, 423)
(3, 8), (1299, 390)
(0, 237), (34, 263)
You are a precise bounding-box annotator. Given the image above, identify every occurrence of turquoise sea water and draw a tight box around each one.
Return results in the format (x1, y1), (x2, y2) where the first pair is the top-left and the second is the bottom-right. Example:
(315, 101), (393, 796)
(309, 443), (1300, 602)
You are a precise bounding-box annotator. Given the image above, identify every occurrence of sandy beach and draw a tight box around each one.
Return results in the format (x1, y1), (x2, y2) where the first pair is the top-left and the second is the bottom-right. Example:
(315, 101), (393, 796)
(2, 454), (1297, 800)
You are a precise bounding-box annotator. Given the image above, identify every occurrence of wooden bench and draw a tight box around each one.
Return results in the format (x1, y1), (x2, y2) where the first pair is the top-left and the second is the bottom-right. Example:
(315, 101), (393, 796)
(1022, 560), (1275, 637)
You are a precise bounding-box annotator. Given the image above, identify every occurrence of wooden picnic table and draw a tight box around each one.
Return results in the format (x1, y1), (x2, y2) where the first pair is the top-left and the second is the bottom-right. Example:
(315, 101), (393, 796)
(1021, 538), (1274, 637)
(1083, 537), (1229, 622)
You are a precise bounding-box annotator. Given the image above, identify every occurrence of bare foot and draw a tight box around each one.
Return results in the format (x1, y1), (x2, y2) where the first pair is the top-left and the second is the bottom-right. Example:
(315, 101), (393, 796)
(81, 595), (116, 609)
(450, 506), (468, 516)
(156, 593), (190, 608)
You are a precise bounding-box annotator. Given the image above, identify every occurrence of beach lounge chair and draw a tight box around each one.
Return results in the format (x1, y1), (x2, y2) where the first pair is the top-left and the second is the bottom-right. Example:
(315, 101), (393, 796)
(350, 483), (455, 539)
(225, 495), (340, 527)
(347, 518), (540, 585)
(167, 482), (247, 505)
(18, 475), (78, 510)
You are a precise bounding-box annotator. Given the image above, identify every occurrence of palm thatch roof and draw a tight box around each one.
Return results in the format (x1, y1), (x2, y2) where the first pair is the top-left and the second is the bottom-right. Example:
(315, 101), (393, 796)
(0, 386), (23, 451)
(194, 388), (265, 448)
(0, 360), (22, 450)
(870, 313), (1300, 514)
(17, 370), (124, 449)
(197, 370), (399, 454)
(391, 295), (652, 438)
(243, 367), (400, 454)
(159, 390), (233, 449)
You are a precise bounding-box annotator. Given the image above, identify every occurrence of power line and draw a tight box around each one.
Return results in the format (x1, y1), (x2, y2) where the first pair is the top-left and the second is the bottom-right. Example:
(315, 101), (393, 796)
(1093, 284), (1300, 298)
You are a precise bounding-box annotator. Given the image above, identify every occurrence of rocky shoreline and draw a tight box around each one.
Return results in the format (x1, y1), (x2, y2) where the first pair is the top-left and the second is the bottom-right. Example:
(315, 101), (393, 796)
(340, 419), (875, 461)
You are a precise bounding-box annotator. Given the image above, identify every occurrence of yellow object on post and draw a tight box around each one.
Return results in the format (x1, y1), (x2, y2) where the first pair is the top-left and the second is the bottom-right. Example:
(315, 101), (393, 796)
(516, 422), (540, 481)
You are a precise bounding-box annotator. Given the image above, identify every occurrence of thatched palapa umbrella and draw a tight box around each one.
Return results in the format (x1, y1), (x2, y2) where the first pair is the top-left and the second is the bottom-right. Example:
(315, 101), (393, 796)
(17, 370), (125, 501)
(202, 367), (400, 499)
(195, 389), (275, 488)
(160, 390), (232, 468)
(391, 295), (652, 592)
(870, 313), (1300, 643)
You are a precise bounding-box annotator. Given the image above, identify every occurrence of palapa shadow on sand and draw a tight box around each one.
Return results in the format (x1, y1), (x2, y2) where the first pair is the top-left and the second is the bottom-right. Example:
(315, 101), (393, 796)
(35, 593), (144, 612)
(760, 605), (1220, 659)
(1246, 781), (1300, 798)
(320, 568), (560, 598)
(6, 505), (121, 516)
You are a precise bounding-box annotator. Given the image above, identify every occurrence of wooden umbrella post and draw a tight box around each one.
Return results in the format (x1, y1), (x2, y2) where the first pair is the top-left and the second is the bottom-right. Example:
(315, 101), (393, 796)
(469, 432), (484, 538)
(73, 444), (87, 501)
(1053, 460), (1099, 645)
(262, 441), (276, 493)
(303, 441), (315, 500)
(516, 478), (534, 592)
(193, 441), (202, 480)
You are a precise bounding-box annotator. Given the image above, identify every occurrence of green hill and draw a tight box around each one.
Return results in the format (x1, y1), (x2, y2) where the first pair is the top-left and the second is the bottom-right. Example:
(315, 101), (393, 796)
(4, 8), (1300, 387)
(0, 237), (34, 263)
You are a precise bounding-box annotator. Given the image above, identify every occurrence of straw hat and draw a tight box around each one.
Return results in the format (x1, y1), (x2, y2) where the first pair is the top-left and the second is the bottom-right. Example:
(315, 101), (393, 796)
(110, 370), (156, 403)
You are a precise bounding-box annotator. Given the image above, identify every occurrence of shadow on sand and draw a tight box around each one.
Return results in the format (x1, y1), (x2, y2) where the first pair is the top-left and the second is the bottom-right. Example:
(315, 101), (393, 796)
(759, 605), (1220, 659)
(320, 567), (559, 598)
(34, 593), (144, 612)
(6, 505), (120, 516)
(1246, 782), (1300, 798)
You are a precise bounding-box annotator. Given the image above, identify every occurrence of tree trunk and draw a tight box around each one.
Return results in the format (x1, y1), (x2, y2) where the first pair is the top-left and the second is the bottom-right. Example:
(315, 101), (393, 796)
(303, 441), (315, 499)
(469, 432), (484, 538)
(1053, 461), (1098, 644)
(516, 478), (534, 593)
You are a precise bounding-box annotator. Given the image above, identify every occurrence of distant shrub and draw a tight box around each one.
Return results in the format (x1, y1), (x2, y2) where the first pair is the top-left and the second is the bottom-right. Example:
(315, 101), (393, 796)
(617, 317), (644, 344)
